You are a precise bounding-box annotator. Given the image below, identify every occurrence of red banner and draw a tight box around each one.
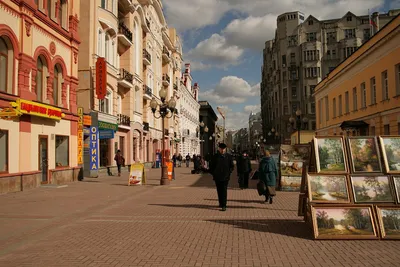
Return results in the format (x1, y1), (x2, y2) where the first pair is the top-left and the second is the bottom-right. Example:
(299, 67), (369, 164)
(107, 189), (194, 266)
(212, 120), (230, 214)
(96, 57), (107, 100)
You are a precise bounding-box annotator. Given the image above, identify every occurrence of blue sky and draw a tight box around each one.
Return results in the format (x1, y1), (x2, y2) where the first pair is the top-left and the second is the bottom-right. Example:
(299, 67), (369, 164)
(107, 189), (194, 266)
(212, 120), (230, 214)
(163, 0), (399, 130)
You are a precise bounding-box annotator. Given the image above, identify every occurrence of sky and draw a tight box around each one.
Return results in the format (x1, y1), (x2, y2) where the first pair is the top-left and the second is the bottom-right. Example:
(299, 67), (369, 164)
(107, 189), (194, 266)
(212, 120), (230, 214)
(162, 0), (399, 130)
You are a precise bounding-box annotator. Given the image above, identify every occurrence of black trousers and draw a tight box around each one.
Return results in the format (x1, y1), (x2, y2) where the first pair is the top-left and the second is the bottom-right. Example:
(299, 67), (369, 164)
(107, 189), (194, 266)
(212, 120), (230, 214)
(215, 180), (229, 208)
(117, 164), (122, 173)
(239, 172), (250, 188)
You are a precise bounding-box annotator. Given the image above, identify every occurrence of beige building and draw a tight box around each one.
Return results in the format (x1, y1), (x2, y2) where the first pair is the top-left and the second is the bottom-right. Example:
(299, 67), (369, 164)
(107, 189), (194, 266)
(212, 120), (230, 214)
(0, 0), (81, 193)
(315, 14), (400, 136)
(261, 9), (400, 143)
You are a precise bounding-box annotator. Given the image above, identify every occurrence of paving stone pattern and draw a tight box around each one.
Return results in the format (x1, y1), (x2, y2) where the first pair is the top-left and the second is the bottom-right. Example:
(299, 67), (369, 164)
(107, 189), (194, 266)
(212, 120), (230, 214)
(0, 163), (399, 267)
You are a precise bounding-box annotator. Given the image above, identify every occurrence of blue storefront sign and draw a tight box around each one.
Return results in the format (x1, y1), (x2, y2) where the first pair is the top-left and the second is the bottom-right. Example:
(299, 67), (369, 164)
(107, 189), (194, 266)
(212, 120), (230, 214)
(99, 129), (115, 139)
(90, 126), (98, 170)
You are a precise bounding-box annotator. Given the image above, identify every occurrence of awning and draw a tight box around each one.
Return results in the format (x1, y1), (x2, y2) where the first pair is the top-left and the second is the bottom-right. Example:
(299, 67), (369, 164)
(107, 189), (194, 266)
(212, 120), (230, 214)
(340, 120), (369, 130)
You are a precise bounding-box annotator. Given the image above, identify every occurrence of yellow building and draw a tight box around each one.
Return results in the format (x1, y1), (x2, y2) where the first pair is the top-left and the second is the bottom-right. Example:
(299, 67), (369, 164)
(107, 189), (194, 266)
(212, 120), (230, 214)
(0, 0), (80, 193)
(315, 14), (400, 136)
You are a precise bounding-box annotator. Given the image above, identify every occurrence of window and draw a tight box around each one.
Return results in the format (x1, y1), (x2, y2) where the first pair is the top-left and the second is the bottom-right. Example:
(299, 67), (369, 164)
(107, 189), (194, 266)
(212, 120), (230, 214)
(318, 99), (322, 124)
(370, 77), (376, 104)
(347, 16), (352, 21)
(363, 29), (371, 41)
(58, 0), (67, 29)
(105, 34), (110, 62)
(282, 55), (286, 65)
(55, 135), (69, 167)
(52, 64), (62, 106)
(306, 32), (316, 42)
(361, 82), (366, 108)
(345, 47), (357, 58)
(291, 104), (297, 114)
(345, 91), (349, 114)
(344, 29), (356, 39)
(338, 95), (343, 116)
(327, 32), (336, 44)
(312, 121), (316, 130)
(305, 67), (320, 78)
(0, 130), (8, 173)
(99, 89), (112, 114)
(284, 106), (288, 115)
(325, 96), (329, 121)
(291, 87), (297, 97)
(382, 70), (389, 100)
(311, 102), (315, 114)
(97, 29), (103, 56)
(117, 94), (122, 114)
(47, 0), (52, 16)
(134, 21), (140, 74)
(332, 49), (336, 58)
(283, 88), (287, 98)
(384, 124), (390, 135)
(353, 87), (357, 111)
(101, 0), (107, 9)
(395, 63), (400, 95)
(135, 87), (140, 113)
(308, 20), (313, 25)
(333, 97), (336, 118)
(0, 36), (14, 94)
(36, 56), (47, 102)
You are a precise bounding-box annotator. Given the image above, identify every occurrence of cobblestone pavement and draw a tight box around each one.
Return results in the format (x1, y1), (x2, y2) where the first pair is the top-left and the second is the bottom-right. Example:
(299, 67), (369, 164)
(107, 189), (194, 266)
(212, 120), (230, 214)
(0, 164), (399, 267)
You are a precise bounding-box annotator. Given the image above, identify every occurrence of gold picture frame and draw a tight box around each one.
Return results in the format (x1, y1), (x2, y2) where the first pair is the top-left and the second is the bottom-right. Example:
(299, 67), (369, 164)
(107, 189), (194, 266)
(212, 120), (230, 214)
(307, 174), (351, 203)
(379, 136), (400, 174)
(314, 136), (348, 174)
(375, 206), (400, 240)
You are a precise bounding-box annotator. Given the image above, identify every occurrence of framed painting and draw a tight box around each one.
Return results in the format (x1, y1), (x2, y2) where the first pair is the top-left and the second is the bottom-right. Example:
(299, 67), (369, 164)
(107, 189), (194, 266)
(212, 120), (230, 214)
(314, 136), (348, 174)
(280, 144), (311, 162)
(311, 205), (378, 239)
(350, 175), (395, 203)
(347, 137), (382, 173)
(280, 161), (303, 176)
(376, 206), (400, 239)
(280, 176), (302, 192)
(379, 136), (400, 174)
(393, 176), (400, 203)
(307, 174), (351, 203)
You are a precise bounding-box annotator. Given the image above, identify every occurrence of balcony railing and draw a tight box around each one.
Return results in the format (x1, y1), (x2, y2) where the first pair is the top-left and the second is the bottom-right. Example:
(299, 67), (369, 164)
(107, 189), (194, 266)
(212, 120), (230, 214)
(143, 49), (151, 63)
(143, 122), (149, 131)
(118, 23), (133, 43)
(118, 114), (130, 127)
(119, 68), (133, 84)
(162, 74), (170, 84)
(162, 46), (170, 57)
(143, 85), (152, 97)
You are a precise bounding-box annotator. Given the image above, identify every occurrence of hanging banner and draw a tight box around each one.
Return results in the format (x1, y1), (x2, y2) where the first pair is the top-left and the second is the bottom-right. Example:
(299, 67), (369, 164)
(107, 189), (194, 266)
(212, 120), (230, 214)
(128, 163), (146, 185)
(96, 57), (107, 100)
(89, 126), (98, 170)
(77, 108), (83, 165)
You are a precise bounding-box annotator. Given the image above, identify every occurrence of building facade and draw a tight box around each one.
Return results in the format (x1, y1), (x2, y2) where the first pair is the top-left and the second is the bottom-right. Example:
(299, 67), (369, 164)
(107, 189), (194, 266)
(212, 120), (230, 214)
(0, 0), (80, 193)
(315, 14), (400, 136)
(261, 9), (400, 143)
(199, 101), (217, 157)
(233, 128), (250, 153)
(178, 64), (200, 157)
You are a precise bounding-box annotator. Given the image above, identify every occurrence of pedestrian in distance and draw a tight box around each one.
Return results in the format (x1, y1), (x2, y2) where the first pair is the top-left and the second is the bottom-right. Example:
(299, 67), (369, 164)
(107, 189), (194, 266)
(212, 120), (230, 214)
(237, 151), (252, 189)
(185, 153), (191, 167)
(258, 150), (278, 204)
(114, 150), (125, 177)
(209, 143), (234, 211)
(177, 153), (183, 167)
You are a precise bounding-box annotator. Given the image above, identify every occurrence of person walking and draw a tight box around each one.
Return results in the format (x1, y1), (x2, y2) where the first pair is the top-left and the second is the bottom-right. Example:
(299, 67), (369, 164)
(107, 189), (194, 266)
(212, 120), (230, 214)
(209, 143), (234, 211)
(114, 150), (125, 177)
(177, 154), (183, 167)
(237, 151), (252, 189)
(185, 154), (191, 167)
(258, 150), (278, 204)
(172, 154), (177, 167)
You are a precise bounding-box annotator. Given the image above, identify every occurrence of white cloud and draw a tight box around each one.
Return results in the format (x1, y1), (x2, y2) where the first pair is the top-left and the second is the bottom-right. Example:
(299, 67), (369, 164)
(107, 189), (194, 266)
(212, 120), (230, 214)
(199, 76), (258, 104)
(244, 104), (261, 113)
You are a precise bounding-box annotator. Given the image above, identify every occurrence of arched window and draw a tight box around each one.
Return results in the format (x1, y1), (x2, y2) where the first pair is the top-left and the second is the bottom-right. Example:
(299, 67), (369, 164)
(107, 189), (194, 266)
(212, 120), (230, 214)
(0, 36), (14, 94)
(53, 64), (62, 106)
(35, 56), (48, 101)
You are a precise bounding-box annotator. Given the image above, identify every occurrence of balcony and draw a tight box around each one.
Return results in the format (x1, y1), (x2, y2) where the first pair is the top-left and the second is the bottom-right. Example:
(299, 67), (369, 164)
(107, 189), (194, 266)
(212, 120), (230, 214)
(143, 85), (152, 100)
(143, 49), (151, 65)
(143, 122), (149, 132)
(117, 22), (133, 54)
(162, 74), (170, 86)
(118, 114), (131, 128)
(118, 68), (133, 88)
(162, 46), (171, 63)
(118, 0), (133, 16)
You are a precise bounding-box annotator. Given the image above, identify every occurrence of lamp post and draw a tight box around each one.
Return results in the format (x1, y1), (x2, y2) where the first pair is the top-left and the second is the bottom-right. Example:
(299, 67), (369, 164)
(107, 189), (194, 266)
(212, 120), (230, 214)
(289, 109), (309, 144)
(198, 121), (208, 157)
(150, 88), (177, 185)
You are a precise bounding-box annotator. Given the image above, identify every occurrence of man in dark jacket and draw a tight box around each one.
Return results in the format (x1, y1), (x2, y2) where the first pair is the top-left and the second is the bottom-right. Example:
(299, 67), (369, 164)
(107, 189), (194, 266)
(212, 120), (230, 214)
(209, 143), (234, 211)
(237, 151), (252, 189)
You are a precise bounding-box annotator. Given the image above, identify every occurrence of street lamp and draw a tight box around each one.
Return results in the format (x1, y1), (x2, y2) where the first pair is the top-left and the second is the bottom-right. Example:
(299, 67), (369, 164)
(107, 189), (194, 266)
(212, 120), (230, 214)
(289, 109), (308, 144)
(150, 88), (177, 185)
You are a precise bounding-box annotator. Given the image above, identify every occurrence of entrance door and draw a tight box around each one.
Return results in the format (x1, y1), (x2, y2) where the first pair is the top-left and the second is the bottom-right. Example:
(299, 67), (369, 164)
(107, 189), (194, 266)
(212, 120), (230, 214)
(39, 136), (48, 183)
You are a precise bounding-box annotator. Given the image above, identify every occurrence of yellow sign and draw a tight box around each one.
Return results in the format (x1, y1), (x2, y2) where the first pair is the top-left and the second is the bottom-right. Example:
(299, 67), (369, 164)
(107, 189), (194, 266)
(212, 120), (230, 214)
(128, 163), (146, 185)
(83, 115), (91, 126)
(77, 107), (83, 165)
(0, 107), (22, 120)
(10, 99), (65, 120)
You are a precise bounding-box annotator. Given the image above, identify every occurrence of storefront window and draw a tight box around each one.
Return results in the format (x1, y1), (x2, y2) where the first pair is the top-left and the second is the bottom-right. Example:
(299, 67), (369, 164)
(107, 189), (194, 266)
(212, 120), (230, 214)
(100, 139), (110, 167)
(55, 135), (69, 167)
(0, 130), (8, 172)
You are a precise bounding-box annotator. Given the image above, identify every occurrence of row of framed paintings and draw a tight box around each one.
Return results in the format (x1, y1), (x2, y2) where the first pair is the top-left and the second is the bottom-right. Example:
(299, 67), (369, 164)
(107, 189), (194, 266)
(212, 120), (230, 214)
(313, 135), (400, 174)
(307, 174), (400, 204)
(310, 204), (400, 240)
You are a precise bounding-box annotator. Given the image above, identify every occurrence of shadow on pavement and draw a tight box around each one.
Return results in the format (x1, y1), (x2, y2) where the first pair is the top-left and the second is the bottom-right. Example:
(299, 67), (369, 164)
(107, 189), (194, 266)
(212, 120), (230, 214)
(148, 203), (262, 210)
(207, 219), (313, 239)
(79, 180), (100, 183)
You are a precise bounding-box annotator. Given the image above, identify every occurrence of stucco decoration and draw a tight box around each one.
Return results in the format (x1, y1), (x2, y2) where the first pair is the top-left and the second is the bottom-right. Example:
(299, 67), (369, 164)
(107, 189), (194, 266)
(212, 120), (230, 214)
(49, 42), (56, 55)
(24, 19), (32, 36)
(73, 51), (78, 64)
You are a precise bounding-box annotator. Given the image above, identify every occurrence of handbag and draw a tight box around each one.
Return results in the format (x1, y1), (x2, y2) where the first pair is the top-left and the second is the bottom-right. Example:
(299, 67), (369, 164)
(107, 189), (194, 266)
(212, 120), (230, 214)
(257, 180), (266, 196)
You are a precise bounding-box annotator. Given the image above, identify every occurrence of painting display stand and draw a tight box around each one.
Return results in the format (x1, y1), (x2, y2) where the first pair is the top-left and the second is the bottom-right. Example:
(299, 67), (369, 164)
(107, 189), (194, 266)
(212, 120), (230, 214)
(298, 135), (400, 240)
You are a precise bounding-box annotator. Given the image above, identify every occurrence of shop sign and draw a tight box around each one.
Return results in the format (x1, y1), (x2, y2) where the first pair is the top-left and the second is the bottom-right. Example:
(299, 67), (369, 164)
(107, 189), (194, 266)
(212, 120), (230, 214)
(99, 129), (114, 139)
(90, 126), (98, 170)
(77, 107), (84, 165)
(83, 127), (90, 135)
(10, 99), (65, 120)
(83, 115), (91, 126)
(98, 121), (118, 131)
(128, 163), (146, 185)
(96, 57), (107, 100)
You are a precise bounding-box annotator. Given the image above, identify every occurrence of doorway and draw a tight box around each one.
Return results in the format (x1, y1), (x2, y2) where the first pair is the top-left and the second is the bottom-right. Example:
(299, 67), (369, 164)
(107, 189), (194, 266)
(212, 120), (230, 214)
(39, 136), (48, 183)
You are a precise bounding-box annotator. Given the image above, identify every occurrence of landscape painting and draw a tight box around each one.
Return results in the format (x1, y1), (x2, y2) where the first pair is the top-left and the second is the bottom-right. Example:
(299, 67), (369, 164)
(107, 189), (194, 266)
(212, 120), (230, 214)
(380, 137), (400, 173)
(280, 161), (303, 176)
(348, 137), (382, 173)
(307, 175), (350, 203)
(280, 176), (301, 191)
(376, 207), (400, 239)
(280, 145), (311, 162)
(312, 206), (377, 239)
(393, 177), (400, 203)
(314, 137), (347, 173)
(351, 176), (394, 203)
